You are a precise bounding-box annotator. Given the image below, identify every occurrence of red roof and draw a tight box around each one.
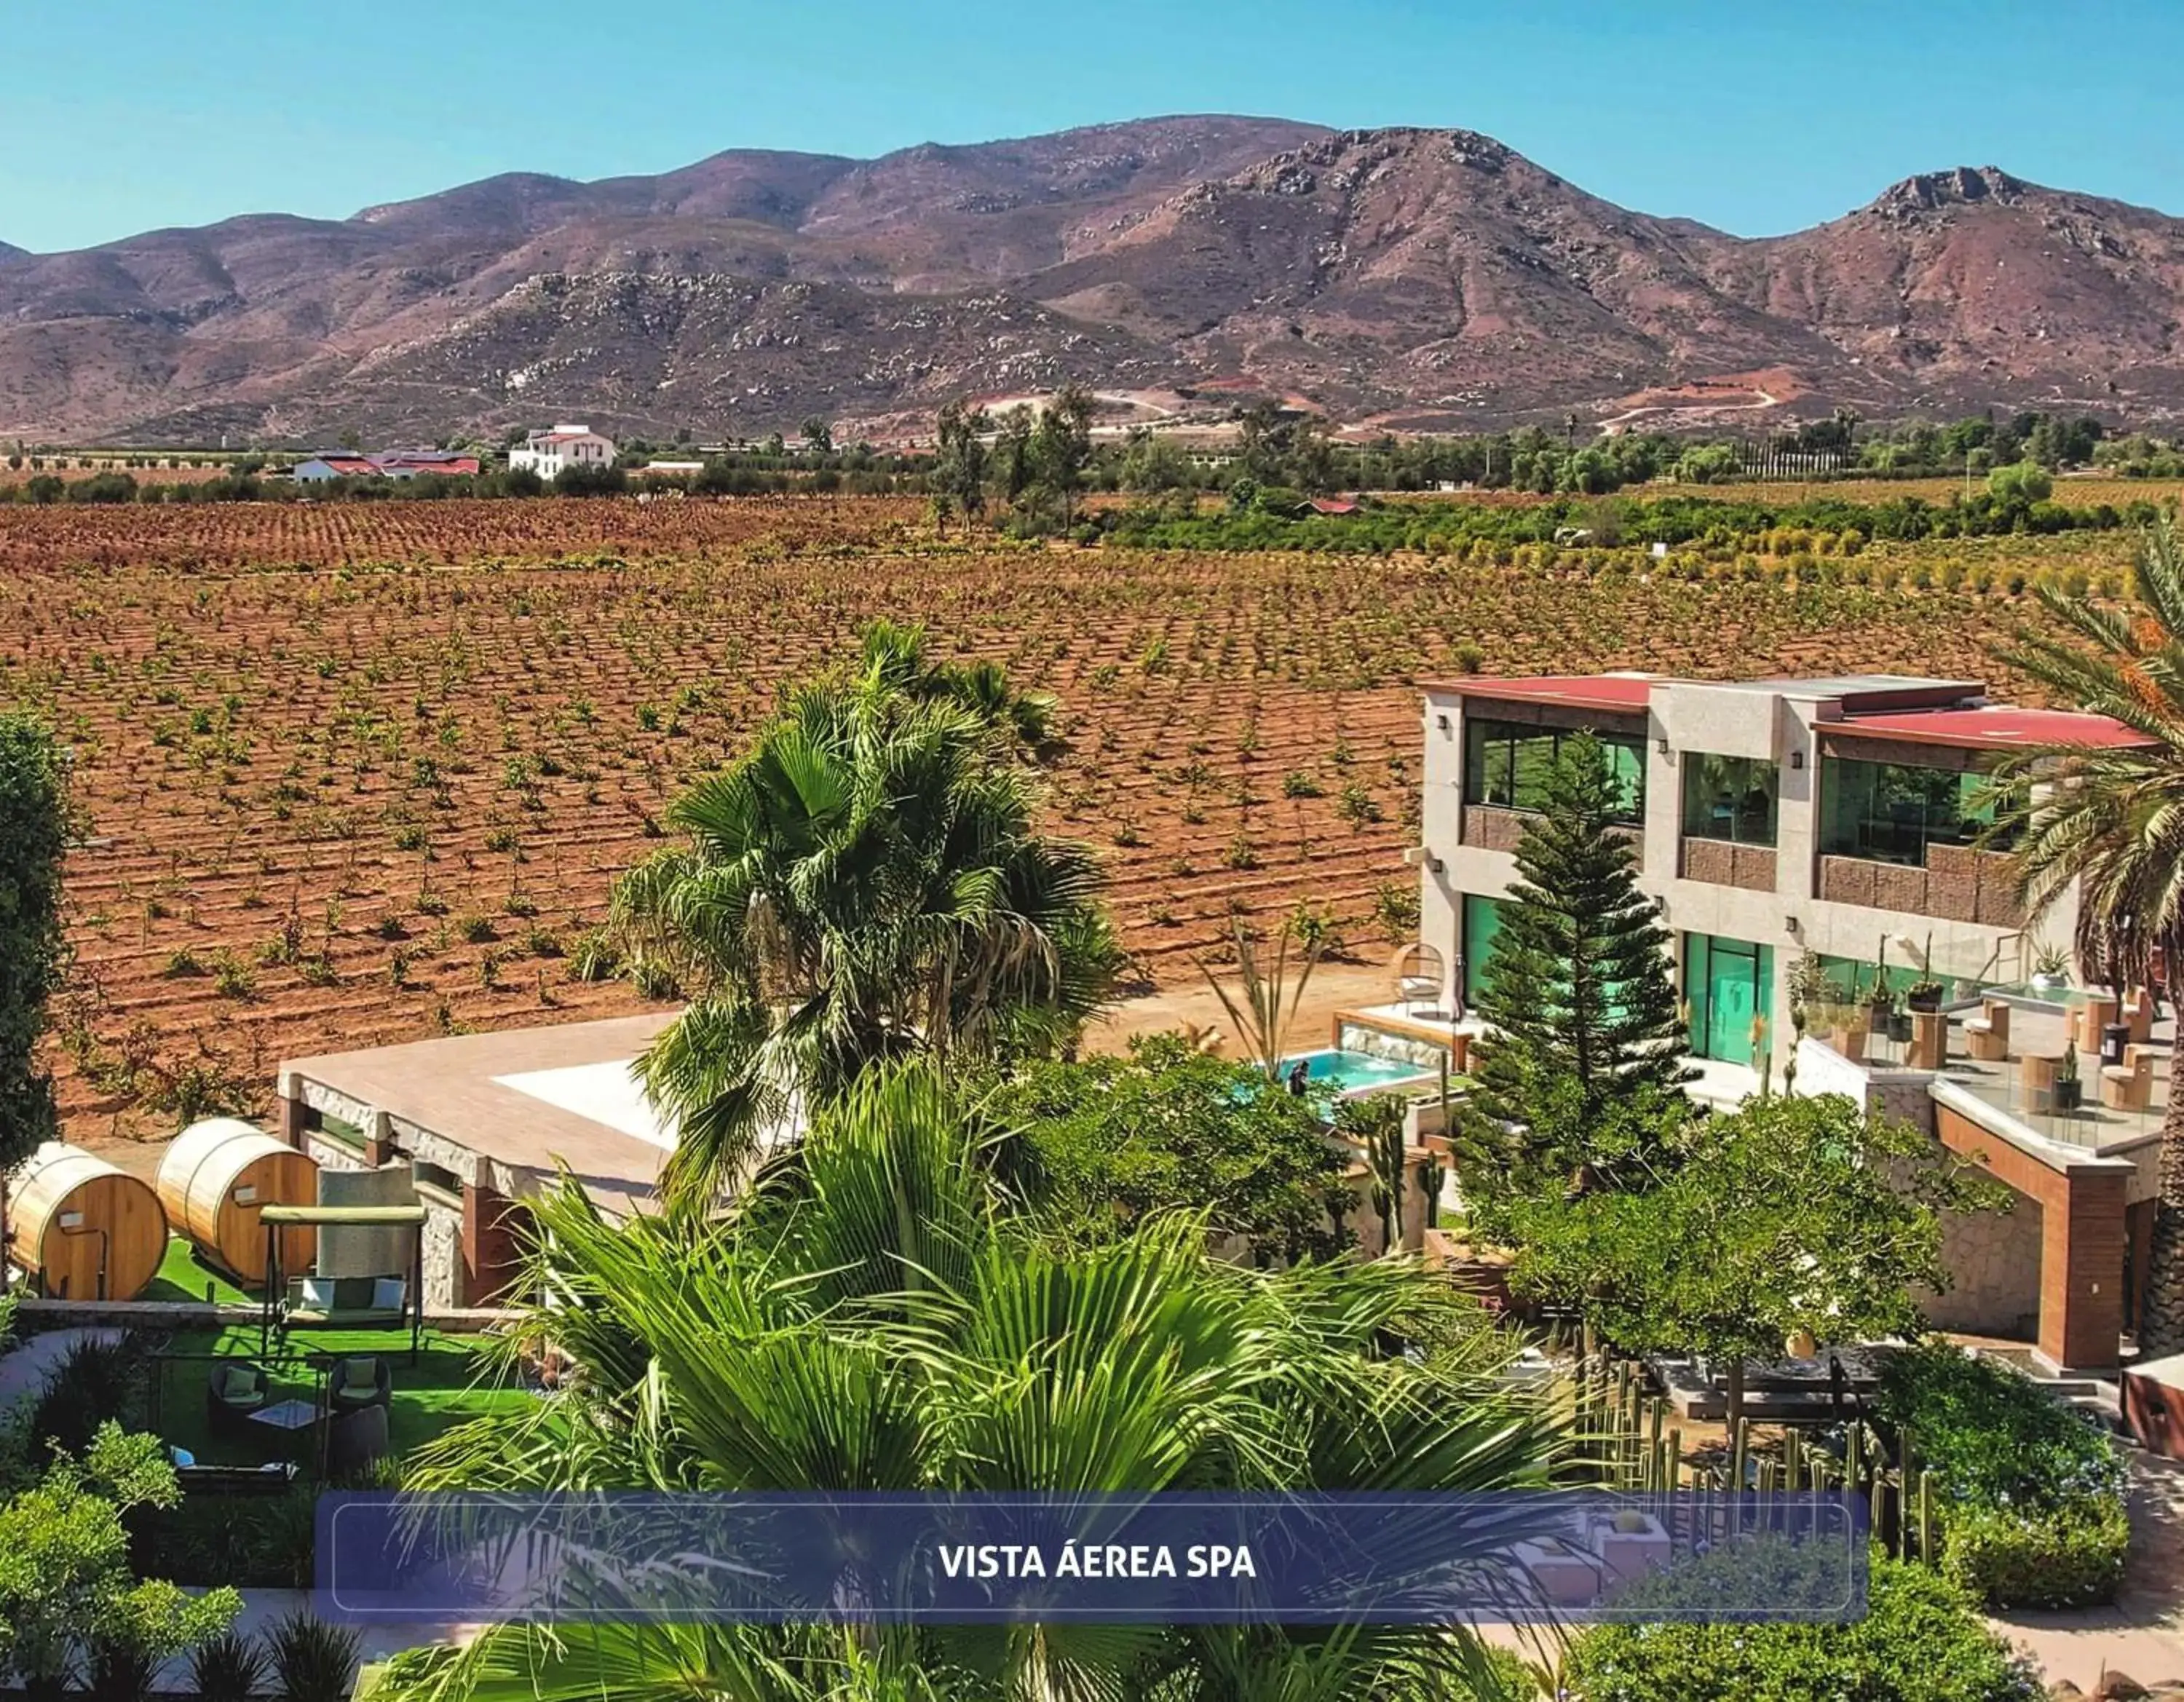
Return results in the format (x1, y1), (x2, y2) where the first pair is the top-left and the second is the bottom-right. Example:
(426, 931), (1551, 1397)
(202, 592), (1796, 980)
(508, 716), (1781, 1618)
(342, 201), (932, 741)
(1309, 497), (1361, 515)
(1830, 705), (2154, 752)
(1423, 673), (1661, 712)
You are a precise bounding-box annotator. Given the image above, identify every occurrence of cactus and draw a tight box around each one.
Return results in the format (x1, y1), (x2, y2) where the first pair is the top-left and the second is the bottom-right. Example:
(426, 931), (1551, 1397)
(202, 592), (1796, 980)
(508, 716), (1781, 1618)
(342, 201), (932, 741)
(1367, 1115), (1407, 1251)
(1417, 1149), (1445, 1230)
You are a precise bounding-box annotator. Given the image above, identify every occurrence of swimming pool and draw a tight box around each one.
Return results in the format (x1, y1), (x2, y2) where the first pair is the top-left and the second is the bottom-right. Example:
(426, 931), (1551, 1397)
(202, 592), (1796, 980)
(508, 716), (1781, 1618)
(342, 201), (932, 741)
(1276, 1048), (1436, 1094)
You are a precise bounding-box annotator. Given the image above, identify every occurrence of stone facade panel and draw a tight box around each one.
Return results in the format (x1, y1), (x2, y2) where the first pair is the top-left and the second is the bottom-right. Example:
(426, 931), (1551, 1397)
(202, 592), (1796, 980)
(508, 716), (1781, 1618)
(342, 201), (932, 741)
(1819, 857), (1876, 907)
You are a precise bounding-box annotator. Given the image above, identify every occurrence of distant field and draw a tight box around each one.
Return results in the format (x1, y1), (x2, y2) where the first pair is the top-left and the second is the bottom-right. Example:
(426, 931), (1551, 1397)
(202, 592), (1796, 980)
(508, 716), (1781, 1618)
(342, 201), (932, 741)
(0, 494), (2110, 1147)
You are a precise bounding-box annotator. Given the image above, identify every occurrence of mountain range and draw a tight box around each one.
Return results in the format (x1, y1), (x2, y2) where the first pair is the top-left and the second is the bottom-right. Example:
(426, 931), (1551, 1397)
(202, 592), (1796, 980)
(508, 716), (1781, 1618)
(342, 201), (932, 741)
(1, 116), (2179, 445)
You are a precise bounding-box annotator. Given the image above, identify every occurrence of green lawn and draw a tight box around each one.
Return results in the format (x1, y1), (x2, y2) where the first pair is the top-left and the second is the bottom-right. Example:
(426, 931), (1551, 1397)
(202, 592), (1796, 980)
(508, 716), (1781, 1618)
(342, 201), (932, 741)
(151, 1323), (531, 1466)
(142, 1236), (258, 1306)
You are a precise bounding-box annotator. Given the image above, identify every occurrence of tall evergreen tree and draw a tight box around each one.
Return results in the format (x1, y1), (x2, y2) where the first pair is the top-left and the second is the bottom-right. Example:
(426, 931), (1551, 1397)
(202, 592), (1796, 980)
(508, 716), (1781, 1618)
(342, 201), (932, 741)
(0, 711), (68, 1173)
(1459, 732), (1690, 1198)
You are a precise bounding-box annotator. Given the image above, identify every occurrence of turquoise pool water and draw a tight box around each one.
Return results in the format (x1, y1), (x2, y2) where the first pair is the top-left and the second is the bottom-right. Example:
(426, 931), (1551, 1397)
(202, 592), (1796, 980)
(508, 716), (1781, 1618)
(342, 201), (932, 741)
(1278, 1048), (1434, 1093)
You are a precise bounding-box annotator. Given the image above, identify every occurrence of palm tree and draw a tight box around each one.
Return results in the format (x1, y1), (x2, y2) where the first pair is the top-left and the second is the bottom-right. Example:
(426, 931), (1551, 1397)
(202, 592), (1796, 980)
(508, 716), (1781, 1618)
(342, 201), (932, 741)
(613, 624), (1115, 1211)
(1993, 517), (2184, 1352)
(389, 1065), (1556, 1702)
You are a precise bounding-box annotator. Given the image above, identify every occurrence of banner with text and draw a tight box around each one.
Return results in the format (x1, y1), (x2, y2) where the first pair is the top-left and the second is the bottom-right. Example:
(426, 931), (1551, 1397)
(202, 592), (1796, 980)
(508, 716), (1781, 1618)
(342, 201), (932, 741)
(317, 1491), (1865, 1626)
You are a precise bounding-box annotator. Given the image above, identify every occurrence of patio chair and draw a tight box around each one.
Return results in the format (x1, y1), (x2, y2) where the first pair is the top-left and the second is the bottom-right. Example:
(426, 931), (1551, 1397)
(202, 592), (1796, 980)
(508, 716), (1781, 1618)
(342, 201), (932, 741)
(1393, 943), (1447, 1018)
(2073, 993), (2121, 1052)
(2100, 1045), (2156, 1112)
(205, 1360), (269, 1435)
(1964, 997), (2010, 1062)
(327, 1403), (390, 1476)
(327, 1354), (392, 1415)
(2125, 986), (2157, 1047)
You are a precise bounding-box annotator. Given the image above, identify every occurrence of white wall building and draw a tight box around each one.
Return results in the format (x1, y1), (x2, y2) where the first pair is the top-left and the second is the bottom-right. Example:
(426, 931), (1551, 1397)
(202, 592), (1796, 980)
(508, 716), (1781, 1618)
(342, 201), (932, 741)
(1415, 671), (2141, 1074)
(509, 424), (617, 481)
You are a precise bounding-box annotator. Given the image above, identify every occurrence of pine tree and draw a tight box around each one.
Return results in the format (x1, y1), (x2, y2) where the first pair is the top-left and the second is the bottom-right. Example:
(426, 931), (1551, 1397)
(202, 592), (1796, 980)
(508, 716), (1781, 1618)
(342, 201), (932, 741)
(1459, 732), (1690, 1199)
(0, 711), (68, 1173)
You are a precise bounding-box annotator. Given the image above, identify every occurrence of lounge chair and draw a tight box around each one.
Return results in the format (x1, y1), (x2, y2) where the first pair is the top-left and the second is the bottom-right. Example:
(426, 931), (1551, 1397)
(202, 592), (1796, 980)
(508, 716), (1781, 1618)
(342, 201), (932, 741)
(206, 1360), (269, 1434)
(328, 1354), (392, 1415)
(178, 1460), (299, 1495)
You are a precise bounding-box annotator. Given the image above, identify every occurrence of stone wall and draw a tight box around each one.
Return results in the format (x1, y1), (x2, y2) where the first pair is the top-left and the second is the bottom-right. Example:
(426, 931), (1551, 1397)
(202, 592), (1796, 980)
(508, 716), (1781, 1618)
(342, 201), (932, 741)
(421, 1198), (462, 1307)
(1335, 1021), (1449, 1072)
(1920, 1196), (2043, 1337)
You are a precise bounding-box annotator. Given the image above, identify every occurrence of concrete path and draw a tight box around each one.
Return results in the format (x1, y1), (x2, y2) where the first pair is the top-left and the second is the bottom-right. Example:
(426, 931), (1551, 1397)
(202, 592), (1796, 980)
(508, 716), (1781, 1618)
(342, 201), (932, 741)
(0, 1325), (120, 1417)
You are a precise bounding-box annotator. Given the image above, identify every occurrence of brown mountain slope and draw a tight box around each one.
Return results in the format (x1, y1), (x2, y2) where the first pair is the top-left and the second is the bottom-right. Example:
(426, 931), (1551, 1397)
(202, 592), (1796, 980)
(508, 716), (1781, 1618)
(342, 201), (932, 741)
(1701, 167), (2184, 412)
(3, 119), (2181, 442)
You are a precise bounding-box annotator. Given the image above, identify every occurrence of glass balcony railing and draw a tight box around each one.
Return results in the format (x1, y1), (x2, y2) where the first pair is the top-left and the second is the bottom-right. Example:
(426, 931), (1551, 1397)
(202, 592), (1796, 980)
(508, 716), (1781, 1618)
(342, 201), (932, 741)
(1804, 989), (2169, 1151)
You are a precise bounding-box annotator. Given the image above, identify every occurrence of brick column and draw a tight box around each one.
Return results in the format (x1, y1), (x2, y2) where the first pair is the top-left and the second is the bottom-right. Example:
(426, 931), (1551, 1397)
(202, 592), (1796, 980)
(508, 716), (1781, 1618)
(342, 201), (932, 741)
(1936, 1102), (2131, 1372)
(461, 1183), (534, 1307)
(2048, 1165), (2128, 1371)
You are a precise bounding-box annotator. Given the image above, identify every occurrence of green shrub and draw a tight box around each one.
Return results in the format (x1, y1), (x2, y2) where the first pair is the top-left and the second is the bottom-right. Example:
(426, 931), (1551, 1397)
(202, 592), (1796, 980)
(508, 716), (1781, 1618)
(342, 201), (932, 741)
(1564, 1553), (2040, 1702)
(1934, 1496), (2128, 1611)
(1872, 1345), (2127, 1608)
(264, 1609), (360, 1702)
(188, 1628), (269, 1701)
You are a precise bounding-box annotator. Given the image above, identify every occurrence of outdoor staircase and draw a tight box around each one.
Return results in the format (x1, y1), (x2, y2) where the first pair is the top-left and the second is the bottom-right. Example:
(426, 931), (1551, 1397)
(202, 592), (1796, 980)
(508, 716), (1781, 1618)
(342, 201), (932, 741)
(1971, 1345), (2125, 1431)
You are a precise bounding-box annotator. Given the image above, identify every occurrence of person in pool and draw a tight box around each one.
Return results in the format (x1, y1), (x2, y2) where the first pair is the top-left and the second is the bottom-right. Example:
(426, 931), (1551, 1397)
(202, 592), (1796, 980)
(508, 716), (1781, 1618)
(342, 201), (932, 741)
(1286, 1058), (1311, 1096)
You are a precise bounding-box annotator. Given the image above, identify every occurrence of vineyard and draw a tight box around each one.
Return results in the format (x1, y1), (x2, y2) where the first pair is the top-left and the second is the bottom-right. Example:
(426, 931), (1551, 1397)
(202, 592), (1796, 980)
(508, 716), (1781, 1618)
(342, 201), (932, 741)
(0, 495), (2099, 1144)
(0, 494), (925, 573)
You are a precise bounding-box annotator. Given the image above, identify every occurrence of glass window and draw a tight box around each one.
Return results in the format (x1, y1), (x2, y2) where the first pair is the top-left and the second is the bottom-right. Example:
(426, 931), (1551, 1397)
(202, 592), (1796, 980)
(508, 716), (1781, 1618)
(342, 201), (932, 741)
(1461, 716), (1645, 824)
(1681, 753), (1779, 846)
(1461, 895), (1503, 1008)
(1819, 756), (2021, 866)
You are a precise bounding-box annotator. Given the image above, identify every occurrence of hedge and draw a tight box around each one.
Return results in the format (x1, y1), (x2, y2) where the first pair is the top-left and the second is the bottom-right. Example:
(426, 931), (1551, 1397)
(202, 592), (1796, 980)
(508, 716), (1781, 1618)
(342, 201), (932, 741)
(1564, 1551), (2042, 1702)
(1872, 1345), (2129, 1609)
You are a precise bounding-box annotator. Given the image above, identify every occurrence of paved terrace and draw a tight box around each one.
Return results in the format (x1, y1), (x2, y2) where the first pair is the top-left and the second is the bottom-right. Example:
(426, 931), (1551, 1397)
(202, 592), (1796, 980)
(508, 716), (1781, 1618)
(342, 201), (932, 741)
(1859, 1000), (2172, 1152)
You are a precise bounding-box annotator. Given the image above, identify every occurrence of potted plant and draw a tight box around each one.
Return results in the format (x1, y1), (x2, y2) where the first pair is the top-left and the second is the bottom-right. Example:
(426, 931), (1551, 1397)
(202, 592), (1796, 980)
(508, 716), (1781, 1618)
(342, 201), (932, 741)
(1865, 975), (1895, 1036)
(1907, 975), (1945, 1015)
(2054, 1044), (2083, 1112)
(2031, 940), (2070, 994)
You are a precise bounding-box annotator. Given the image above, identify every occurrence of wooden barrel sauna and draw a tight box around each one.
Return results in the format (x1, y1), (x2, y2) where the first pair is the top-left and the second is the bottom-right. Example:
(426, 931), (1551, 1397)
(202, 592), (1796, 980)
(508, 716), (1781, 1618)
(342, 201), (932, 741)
(156, 1119), (318, 1285)
(4, 1143), (167, 1301)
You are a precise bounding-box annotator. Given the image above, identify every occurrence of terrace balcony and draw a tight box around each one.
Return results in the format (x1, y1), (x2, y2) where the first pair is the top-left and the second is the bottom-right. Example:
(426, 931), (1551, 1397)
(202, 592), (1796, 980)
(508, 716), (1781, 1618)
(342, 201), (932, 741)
(1804, 986), (2170, 1153)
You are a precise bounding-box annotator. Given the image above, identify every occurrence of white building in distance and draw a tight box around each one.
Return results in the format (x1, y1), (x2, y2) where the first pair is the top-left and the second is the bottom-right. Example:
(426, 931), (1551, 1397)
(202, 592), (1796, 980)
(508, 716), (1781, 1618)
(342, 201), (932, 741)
(509, 424), (617, 481)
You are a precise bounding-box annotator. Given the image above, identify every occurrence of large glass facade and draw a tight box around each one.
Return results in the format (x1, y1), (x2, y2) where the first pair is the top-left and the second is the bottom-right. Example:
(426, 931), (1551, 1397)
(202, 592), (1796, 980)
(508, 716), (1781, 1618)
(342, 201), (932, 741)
(1680, 753), (1779, 845)
(1819, 756), (2019, 866)
(1463, 717), (1645, 823)
(1685, 933), (1774, 1065)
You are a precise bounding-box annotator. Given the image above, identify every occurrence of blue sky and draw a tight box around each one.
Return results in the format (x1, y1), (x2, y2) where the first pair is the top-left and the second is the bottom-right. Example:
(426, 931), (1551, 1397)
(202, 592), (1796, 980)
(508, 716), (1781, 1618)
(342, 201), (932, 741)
(2, 0), (2177, 253)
